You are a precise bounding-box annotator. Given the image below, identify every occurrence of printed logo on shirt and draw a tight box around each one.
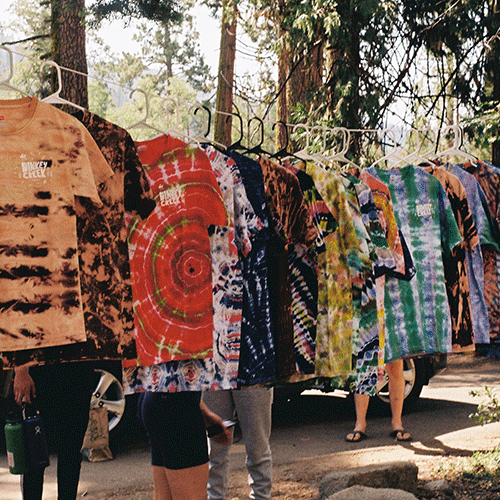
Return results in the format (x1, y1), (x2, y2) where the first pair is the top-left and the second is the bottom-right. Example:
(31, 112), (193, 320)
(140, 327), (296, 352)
(159, 185), (185, 207)
(21, 160), (53, 180)
(416, 202), (433, 217)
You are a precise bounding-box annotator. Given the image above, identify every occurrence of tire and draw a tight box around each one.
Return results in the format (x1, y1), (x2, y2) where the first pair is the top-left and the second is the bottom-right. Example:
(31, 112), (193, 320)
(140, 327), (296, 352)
(91, 368), (127, 438)
(370, 358), (426, 415)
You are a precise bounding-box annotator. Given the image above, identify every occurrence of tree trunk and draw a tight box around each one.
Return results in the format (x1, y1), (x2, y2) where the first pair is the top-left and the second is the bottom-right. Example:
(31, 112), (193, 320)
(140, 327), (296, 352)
(276, 7), (290, 151)
(51, 0), (88, 110)
(323, 0), (361, 156)
(487, 1), (500, 166)
(214, 0), (237, 147)
(163, 23), (173, 81)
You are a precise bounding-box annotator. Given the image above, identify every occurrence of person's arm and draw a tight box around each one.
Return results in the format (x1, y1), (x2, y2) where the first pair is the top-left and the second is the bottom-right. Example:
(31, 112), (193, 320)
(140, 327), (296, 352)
(200, 400), (232, 445)
(13, 365), (36, 405)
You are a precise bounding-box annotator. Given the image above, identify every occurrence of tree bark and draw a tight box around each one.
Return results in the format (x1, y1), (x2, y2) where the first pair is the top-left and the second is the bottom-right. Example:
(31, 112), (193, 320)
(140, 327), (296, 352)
(487, 1), (500, 166)
(214, 0), (237, 147)
(276, 5), (289, 150)
(323, 0), (361, 155)
(51, 0), (88, 110)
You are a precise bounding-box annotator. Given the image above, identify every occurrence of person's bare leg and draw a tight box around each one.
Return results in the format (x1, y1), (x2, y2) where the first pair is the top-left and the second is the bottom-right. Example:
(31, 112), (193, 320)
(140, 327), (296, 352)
(152, 466), (173, 500)
(345, 393), (370, 441)
(164, 462), (209, 500)
(386, 359), (411, 440)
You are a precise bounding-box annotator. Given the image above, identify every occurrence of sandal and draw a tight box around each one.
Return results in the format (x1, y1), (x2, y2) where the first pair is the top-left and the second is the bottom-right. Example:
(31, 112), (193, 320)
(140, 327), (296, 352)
(345, 430), (368, 442)
(389, 429), (412, 442)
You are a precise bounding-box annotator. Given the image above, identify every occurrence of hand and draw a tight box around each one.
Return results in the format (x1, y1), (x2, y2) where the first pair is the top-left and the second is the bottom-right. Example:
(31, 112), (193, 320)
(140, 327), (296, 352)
(13, 365), (36, 406)
(200, 400), (232, 446)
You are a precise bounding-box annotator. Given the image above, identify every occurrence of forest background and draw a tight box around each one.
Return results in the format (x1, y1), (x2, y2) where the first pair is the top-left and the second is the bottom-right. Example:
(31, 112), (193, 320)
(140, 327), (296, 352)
(1, 0), (500, 165)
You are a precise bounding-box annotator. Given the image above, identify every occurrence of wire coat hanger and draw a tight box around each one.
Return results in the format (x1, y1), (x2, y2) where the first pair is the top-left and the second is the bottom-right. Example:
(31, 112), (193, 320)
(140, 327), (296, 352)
(40, 60), (85, 111)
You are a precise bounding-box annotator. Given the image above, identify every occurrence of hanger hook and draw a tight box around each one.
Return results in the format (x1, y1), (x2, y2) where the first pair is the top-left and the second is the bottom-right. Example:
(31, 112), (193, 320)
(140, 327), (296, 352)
(309, 125), (328, 154)
(0, 45), (15, 86)
(292, 123), (311, 150)
(248, 116), (264, 148)
(336, 127), (350, 156)
(163, 96), (181, 129)
(40, 60), (63, 98)
(271, 121), (289, 158)
(128, 88), (150, 128)
(226, 111), (244, 150)
(193, 104), (211, 138)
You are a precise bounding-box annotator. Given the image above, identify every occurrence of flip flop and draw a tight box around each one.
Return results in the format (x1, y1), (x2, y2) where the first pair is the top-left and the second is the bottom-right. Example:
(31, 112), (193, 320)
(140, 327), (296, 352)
(389, 429), (412, 442)
(345, 430), (368, 442)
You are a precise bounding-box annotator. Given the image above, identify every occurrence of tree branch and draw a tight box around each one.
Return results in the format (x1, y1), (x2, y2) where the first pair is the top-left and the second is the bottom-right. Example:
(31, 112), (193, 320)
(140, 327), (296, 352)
(1, 34), (50, 46)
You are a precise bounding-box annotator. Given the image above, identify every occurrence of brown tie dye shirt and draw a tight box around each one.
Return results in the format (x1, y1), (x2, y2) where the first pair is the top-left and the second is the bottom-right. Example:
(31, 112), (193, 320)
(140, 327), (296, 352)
(2, 108), (154, 366)
(424, 165), (478, 349)
(259, 157), (318, 380)
(0, 98), (113, 356)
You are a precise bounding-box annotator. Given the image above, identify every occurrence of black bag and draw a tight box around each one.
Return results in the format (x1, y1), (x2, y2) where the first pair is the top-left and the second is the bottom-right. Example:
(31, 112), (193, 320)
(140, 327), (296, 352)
(22, 403), (50, 471)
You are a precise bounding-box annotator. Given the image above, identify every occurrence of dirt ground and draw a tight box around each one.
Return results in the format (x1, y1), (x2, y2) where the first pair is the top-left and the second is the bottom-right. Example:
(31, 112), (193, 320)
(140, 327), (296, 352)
(84, 353), (500, 500)
(223, 453), (500, 499)
(83, 451), (500, 499)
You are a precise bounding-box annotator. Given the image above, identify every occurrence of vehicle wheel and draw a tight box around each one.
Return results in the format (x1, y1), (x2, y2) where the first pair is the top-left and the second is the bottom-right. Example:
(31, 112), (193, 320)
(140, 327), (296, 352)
(91, 368), (126, 437)
(370, 358), (426, 415)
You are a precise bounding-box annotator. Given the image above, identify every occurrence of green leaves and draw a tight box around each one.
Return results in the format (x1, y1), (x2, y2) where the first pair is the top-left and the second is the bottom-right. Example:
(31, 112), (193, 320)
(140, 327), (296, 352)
(470, 386), (500, 426)
(88, 0), (184, 26)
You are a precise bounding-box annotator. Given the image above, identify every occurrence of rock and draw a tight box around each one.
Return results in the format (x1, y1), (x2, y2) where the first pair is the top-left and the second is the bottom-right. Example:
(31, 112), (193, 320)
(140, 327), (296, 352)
(327, 485), (419, 500)
(423, 478), (452, 494)
(318, 461), (418, 500)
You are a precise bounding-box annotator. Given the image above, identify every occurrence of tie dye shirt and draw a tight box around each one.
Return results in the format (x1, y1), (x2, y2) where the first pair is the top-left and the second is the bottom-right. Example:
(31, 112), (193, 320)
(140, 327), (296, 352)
(0, 97), (113, 354)
(259, 157), (318, 381)
(225, 151), (275, 386)
(342, 173), (394, 395)
(285, 162), (336, 380)
(3, 109), (154, 367)
(354, 169), (406, 276)
(350, 169), (406, 394)
(123, 145), (259, 392)
(204, 145), (260, 387)
(307, 164), (372, 377)
(465, 160), (500, 342)
(366, 165), (462, 362)
(126, 135), (229, 367)
(443, 164), (493, 344)
(423, 166), (478, 349)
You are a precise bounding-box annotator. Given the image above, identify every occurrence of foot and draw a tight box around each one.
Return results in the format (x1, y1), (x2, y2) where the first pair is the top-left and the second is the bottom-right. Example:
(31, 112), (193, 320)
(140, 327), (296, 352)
(389, 429), (412, 442)
(345, 430), (368, 442)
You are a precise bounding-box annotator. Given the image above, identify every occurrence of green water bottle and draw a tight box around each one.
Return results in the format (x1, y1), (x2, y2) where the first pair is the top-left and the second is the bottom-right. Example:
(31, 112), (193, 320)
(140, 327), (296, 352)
(4, 411), (28, 474)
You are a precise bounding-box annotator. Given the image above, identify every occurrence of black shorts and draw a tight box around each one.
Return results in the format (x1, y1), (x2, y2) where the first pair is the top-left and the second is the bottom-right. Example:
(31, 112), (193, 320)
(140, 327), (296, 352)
(139, 391), (209, 470)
